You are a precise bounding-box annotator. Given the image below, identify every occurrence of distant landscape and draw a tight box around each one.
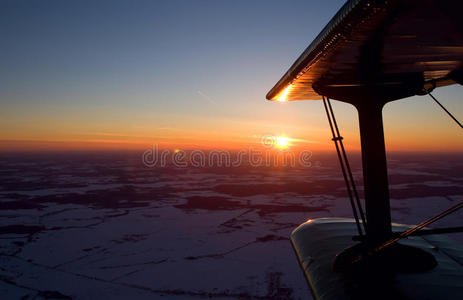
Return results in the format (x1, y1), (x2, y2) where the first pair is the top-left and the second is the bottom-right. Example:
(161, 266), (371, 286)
(0, 151), (462, 299)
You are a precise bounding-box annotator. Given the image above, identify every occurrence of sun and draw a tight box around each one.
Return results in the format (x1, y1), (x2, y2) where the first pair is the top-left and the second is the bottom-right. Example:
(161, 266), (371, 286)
(273, 136), (291, 149)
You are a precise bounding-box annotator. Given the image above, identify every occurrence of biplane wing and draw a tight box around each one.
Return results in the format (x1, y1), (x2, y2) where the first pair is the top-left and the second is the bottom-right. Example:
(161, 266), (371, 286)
(291, 218), (463, 300)
(266, 0), (463, 103)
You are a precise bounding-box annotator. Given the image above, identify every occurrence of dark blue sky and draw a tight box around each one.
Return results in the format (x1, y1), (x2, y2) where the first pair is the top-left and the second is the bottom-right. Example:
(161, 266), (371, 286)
(0, 0), (342, 99)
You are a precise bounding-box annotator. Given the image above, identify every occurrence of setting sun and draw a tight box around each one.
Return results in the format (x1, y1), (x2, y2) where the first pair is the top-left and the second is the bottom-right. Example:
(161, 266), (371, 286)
(273, 136), (291, 149)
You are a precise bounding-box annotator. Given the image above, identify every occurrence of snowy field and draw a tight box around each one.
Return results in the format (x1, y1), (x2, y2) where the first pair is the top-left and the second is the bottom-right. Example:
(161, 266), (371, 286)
(0, 151), (462, 299)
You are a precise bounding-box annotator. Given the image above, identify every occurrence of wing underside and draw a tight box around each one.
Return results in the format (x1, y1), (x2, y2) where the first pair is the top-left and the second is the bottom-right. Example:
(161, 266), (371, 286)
(266, 0), (463, 103)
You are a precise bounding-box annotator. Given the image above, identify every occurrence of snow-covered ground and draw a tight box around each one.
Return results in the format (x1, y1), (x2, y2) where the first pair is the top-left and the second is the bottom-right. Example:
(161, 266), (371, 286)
(0, 151), (461, 299)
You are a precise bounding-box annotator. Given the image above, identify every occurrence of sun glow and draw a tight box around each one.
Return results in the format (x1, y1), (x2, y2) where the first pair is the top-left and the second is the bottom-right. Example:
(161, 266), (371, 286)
(277, 84), (292, 102)
(273, 136), (291, 149)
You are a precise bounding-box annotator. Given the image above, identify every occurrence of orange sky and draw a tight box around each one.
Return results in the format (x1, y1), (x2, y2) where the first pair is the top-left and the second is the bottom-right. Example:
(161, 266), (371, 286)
(1, 92), (462, 153)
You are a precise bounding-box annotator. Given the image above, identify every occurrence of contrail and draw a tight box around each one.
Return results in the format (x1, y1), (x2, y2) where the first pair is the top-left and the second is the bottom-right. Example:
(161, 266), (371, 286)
(197, 90), (217, 105)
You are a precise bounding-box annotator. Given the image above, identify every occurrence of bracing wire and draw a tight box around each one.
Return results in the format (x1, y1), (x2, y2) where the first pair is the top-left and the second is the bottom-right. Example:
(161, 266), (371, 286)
(375, 200), (463, 253)
(326, 99), (367, 228)
(322, 96), (366, 236)
(426, 91), (463, 129)
(349, 200), (463, 264)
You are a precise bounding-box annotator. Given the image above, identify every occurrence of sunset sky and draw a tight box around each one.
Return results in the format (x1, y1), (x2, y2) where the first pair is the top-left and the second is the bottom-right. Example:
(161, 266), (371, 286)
(1, 0), (462, 152)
